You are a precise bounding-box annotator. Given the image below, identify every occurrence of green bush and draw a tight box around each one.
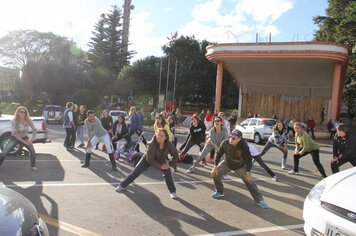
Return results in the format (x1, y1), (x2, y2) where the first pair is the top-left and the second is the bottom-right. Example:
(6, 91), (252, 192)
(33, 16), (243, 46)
(0, 102), (20, 116)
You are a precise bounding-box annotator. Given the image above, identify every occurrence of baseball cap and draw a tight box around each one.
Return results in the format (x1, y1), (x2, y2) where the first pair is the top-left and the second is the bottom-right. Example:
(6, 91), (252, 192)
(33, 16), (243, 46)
(231, 129), (242, 138)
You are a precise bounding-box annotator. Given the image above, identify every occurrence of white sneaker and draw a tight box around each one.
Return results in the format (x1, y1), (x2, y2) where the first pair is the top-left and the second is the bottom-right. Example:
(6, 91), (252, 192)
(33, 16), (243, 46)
(186, 166), (195, 173)
(222, 175), (229, 180)
(281, 165), (287, 170)
(31, 167), (38, 171)
(170, 192), (177, 199)
(272, 175), (278, 182)
(288, 170), (299, 175)
(115, 185), (126, 192)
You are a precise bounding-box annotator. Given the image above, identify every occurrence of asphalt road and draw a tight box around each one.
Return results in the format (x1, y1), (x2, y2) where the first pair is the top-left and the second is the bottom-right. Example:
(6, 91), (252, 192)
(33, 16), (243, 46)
(0, 124), (349, 236)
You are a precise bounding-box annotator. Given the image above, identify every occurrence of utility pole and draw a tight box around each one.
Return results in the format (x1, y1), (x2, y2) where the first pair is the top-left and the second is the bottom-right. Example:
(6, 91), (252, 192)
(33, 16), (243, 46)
(172, 60), (178, 110)
(165, 57), (171, 111)
(122, 0), (134, 56)
(158, 58), (162, 111)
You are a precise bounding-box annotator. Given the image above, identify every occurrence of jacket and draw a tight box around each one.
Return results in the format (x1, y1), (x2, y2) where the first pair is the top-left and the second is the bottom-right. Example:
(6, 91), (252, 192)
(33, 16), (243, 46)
(295, 131), (319, 155)
(333, 133), (356, 161)
(215, 139), (252, 172)
(144, 137), (179, 170)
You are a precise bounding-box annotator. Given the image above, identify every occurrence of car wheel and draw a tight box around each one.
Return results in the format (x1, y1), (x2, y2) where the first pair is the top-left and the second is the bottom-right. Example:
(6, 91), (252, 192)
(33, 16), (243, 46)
(254, 133), (262, 144)
(0, 133), (24, 155)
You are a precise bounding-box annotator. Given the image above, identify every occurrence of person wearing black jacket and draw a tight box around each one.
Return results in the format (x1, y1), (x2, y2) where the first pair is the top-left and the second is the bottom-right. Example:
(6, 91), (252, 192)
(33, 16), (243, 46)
(179, 114), (206, 159)
(210, 129), (268, 209)
(331, 123), (356, 174)
(111, 115), (129, 151)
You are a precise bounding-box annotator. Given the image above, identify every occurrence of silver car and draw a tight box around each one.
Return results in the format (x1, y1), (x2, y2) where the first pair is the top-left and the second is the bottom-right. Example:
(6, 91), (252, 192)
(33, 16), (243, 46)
(0, 186), (49, 235)
(43, 105), (64, 124)
(235, 118), (277, 144)
(109, 110), (129, 123)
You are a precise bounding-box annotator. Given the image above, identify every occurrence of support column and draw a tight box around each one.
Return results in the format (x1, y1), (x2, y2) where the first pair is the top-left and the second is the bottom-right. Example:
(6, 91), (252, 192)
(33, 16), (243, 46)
(214, 61), (224, 113)
(330, 62), (342, 120)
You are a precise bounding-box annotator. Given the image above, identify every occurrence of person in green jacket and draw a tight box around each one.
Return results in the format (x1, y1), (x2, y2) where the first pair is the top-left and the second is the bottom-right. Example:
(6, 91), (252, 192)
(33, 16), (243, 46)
(288, 122), (327, 178)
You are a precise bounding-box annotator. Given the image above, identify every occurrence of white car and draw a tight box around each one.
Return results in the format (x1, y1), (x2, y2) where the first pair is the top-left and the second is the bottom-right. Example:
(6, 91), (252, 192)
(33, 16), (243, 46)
(109, 110), (129, 123)
(303, 167), (356, 236)
(0, 186), (49, 235)
(235, 118), (277, 144)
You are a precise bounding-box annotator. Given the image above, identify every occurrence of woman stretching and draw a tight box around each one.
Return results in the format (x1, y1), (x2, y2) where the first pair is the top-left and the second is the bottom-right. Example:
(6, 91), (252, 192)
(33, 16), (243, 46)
(288, 122), (327, 178)
(115, 128), (179, 199)
(0, 106), (38, 170)
(259, 121), (289, 169)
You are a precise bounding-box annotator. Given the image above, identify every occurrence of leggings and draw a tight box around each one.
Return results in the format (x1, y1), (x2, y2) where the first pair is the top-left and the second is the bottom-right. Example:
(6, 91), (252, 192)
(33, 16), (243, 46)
(293, 149), (327, 178)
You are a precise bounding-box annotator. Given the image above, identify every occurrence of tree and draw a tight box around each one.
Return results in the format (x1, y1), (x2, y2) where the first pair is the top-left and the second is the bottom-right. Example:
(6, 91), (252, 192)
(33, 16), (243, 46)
(87, 5), (134, 96)
(314, 0), (356, 118)
(162, 34), (237, 109)
(117, 56), (162, 97)
(0, 30), (87, 104)
(0, 30), (66, 69)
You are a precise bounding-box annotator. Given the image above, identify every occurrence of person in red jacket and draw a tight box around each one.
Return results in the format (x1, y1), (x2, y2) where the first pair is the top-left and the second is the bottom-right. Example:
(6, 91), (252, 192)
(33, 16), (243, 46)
(306, 116), (316, 140)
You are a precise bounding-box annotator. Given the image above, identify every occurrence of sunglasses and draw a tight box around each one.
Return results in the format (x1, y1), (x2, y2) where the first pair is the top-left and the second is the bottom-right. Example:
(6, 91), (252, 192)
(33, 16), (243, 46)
(214, 120), (221, 122)
(229, 136), (238, 140)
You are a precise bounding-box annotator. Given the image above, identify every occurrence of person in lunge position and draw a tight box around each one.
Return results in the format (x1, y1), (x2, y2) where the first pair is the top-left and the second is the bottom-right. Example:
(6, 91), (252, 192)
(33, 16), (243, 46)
(259, 120), (289, 169)
(81, 110), (118, 171)
(288, 122), (327, 178)
(210, 129), (269, 209)
(0, 106), (38, 171)
(186, 116), (229, 173)
(330, 123), (356, 174)
(115, 128), (179, 199)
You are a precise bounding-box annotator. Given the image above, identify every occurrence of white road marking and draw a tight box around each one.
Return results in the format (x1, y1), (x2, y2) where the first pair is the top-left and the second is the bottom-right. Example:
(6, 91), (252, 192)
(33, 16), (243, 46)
(194, 224), (304, 236)
(1, 177), (259, 188)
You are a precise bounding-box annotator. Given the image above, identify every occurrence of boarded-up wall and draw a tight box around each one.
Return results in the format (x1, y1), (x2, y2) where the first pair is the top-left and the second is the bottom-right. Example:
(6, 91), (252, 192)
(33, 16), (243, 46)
(241, 93), (329, 123)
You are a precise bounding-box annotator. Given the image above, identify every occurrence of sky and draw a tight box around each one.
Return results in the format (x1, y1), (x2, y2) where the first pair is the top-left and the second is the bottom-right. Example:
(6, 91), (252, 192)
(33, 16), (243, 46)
(0, 0), (329, 63)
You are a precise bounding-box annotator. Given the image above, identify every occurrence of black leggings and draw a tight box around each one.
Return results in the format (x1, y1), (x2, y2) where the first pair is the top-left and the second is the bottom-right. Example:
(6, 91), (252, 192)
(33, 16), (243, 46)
(293, 149), (327, 178)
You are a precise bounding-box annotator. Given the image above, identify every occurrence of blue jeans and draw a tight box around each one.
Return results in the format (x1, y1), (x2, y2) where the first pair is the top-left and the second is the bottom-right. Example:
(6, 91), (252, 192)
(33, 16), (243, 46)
(213, 161), (264, 203)
(120, 157), (176, 193)
(77, 125), (86, 145)
(0, 136), (36, 167)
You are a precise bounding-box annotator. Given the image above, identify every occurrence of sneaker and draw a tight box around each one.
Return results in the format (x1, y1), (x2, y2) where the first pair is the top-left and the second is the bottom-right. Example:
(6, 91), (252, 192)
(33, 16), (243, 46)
(77, 144), (85, 148)
(211, 191), (224, 198)
(81, 164), (89, 168)
(288, 170), (299, 175)
(31, 167), (38, 171)
(222, 175), (229, 180)
(257, 200), (269, 209)
(115, 185), (126, 192)
(173, 167), (178, 172)
(186, 166), (195, 173)
(112, 166), (118, 171)
(272, 175), (278, 182)
(201, 159), (208, 165)
(207, 157), (214, 163)
(281, 165), (287, 170)
(170, 192), (177, 199)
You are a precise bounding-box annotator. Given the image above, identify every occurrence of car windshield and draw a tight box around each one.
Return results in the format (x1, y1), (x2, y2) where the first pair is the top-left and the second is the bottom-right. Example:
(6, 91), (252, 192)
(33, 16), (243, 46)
(110, 111), (126, 116)
(266, 120), (277, 126)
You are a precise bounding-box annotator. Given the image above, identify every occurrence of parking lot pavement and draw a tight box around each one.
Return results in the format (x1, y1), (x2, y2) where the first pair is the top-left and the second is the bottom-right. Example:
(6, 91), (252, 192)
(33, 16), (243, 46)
(0, 125), (350, 236)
